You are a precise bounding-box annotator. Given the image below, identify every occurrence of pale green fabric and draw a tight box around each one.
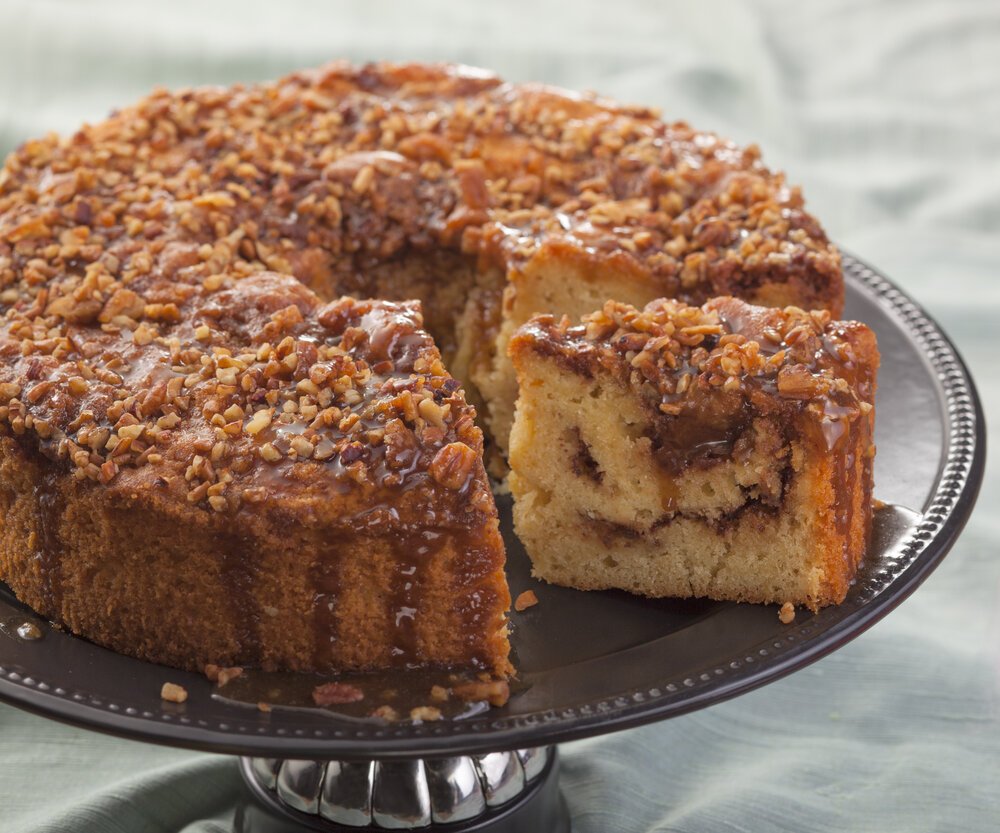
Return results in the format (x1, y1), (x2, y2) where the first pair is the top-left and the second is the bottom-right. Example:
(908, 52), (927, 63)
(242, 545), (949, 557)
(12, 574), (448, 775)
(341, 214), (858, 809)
(1, 0), (998, 830)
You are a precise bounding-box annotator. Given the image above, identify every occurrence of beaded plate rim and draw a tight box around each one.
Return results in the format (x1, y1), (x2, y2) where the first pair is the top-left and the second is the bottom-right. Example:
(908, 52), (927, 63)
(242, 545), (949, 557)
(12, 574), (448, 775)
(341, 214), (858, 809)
(0, 251), (986, 758)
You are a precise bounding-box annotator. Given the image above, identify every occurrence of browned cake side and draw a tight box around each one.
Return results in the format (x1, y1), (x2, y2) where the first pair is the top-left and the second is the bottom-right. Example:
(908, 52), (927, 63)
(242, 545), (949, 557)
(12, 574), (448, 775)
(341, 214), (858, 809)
(508, 297), (878, 610)
(0, 279), (511, 675)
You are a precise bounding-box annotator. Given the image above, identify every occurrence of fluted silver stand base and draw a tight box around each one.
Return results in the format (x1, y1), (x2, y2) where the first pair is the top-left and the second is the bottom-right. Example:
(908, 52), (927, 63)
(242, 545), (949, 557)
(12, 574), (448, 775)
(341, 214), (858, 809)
(236, 747), (568, 832)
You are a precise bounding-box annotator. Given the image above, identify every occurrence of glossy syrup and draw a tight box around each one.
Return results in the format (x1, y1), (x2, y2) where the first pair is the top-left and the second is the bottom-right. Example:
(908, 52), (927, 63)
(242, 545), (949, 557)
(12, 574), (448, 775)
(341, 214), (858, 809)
(32, 476), (63, 616)
(0, 615), (46, 642)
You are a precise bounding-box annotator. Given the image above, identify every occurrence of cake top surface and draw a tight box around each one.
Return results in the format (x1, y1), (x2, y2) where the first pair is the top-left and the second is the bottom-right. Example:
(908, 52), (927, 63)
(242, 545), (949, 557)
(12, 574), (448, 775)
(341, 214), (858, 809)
(0, 61), (840, 511)
(0, 61), (838, 302)
(510, 295), (878, 453)
(0, 267), (493, 525)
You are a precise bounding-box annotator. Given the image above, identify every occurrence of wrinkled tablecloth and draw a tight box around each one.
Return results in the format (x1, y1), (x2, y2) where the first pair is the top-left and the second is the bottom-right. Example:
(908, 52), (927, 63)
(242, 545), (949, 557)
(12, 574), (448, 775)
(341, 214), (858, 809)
(1, 1), (997, 830)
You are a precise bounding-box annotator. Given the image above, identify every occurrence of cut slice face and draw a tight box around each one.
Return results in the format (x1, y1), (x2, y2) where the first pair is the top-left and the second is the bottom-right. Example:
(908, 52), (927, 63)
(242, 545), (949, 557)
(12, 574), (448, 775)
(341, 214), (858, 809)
(0, 273), (511, 677)
(508, 296), (879, 611)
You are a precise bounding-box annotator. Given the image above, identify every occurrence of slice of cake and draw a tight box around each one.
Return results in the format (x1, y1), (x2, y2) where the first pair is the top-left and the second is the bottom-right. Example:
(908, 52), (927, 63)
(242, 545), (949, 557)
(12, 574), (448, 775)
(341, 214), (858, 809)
(0, 273), (511, 677)
(507, 296), (878, 610)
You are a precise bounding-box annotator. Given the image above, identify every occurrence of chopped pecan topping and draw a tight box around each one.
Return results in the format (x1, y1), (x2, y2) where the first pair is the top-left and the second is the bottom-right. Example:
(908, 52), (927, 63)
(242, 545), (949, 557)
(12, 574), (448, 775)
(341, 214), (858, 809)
(429, 442), (477, 490)
(451, 679), (511, 707)
(513, 295), (872, 446)
(370, 704), (400, 721)
(777, 365), (829, 400)
(0, 60), (836, 526)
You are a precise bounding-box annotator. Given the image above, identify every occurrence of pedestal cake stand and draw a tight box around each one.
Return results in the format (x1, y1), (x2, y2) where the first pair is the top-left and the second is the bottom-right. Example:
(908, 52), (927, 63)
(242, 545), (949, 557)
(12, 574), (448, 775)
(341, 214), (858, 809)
(0, 254), (985, 832)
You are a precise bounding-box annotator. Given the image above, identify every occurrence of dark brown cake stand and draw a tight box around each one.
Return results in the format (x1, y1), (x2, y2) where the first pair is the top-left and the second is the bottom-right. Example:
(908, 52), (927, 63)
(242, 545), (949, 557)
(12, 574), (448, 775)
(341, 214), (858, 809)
(0, 253), (985, 832)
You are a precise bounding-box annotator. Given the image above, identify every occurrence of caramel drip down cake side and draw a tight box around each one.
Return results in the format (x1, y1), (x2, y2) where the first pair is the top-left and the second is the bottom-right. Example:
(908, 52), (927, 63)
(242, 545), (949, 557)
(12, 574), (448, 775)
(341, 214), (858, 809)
(507, 296), (879, 610)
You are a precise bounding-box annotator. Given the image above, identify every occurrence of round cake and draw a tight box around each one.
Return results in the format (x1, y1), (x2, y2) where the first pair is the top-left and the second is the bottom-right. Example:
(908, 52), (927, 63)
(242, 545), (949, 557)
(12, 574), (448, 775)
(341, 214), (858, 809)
(0, 62), (842, 675)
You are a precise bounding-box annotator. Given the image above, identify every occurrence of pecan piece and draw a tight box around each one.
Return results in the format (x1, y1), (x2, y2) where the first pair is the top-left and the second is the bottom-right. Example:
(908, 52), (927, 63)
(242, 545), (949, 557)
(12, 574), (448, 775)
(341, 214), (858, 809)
(396, 131), (453, 163)
(99, 288), (145, 323)
(204, 664), (244, 687)
(454, 159), (489, 210)
(777, 364), (828, 400)
(451, 679), (510, 707)
(45, 294), (102, 324)
(383, 420), (419, 470)
(312, 682), (364, 706)
(429, 442), (477, 490)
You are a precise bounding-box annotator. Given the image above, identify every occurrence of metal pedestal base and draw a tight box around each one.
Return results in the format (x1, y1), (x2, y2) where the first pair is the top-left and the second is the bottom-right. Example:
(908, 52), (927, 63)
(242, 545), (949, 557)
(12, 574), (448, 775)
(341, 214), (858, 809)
(237, 747), (568, 832)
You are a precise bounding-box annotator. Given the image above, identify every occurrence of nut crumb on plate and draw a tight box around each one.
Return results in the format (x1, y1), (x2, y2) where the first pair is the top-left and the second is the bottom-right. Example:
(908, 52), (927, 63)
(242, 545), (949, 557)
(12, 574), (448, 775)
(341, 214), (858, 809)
(410, 706), (443, 721)
(451, 679), (511, 707)
(204, 664), (244, 687)
(160, 682), (188, 703)
(312, 681), (365, 706)
(514, 590), (539, 611)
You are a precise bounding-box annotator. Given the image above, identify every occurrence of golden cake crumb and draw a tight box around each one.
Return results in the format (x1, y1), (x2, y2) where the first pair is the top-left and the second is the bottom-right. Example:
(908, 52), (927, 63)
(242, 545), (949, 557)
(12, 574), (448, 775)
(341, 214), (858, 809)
(160, 682), (188, 703)
(204, 664), (244, 687)
(410, 705), (443, 721)
(371, 704), (400, 721)
(514, 590), (539, 611)
(779, 602), (796, 624)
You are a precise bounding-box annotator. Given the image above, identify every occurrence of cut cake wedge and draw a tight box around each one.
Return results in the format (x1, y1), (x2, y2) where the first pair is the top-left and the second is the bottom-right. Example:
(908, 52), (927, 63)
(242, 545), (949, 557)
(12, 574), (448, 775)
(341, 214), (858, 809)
(0, 275), (512, 677)
(508, 296), (878, 610)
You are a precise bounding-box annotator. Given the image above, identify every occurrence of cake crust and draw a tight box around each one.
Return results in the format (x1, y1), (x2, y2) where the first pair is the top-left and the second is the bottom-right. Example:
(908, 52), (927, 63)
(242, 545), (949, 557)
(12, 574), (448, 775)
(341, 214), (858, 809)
(508, 296), (878, 610)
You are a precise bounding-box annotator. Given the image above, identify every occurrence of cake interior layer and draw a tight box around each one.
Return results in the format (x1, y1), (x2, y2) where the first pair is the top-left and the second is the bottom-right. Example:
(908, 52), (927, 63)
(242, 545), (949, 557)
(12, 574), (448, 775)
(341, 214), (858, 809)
(508, 354), (872, 609)
(0, 436), (510, 675)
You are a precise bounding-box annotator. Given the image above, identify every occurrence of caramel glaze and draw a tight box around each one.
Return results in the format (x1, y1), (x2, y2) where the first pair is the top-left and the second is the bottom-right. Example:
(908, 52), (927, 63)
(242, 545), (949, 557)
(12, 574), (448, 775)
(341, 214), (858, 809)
(32, 475), (65, 614)
(307, 519), (505, 673)
(218, 530), (263, 661)
(512, 296), (879, 558)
